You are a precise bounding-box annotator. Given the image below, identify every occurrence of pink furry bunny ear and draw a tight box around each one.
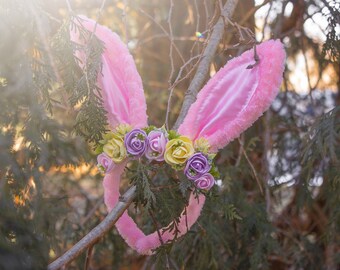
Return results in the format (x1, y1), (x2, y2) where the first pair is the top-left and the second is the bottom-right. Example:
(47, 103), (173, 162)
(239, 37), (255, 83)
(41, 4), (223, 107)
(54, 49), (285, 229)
(71, 16), (285, 256)
(70, 15), (147, 129)
(179, 40), (286, 151)
(107, 41), (285, 256)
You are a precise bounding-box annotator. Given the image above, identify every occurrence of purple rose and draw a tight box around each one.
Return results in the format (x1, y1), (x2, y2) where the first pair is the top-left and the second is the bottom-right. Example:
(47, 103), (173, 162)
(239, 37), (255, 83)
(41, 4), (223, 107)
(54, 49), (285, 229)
(184, 153), (211, 180)
(124, 128), (147, 157)
(194, 173), (215, 190)
(145, 130), (168, 161)
(97, 153), (115, 173)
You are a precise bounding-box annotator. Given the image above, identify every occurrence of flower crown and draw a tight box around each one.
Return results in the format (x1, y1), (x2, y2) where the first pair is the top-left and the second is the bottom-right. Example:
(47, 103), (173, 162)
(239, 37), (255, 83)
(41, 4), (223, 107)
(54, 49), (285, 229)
(71, 15), (286, 256)
(96, 124), (218, 191)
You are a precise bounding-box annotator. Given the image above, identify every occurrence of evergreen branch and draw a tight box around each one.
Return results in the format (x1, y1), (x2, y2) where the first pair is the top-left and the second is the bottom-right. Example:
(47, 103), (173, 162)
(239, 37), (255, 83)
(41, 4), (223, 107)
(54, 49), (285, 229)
(47, 186), (136, 270)
(129, 162), (156, 210)
(48, 1), (239, 268)
(149, 209), (170, 270)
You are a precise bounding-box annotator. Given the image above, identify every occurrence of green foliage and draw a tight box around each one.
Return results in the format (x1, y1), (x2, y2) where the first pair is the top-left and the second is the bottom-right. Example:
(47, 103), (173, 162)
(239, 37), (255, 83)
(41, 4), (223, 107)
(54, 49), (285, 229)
(209, 163), (221, 179)
(143, 125), (157, 134)
(0, 1), (339, 270)
(302, 106), (340, 165)
(0, 2), (98, 269)
(53, 16), (108, 144)
(223, 204), (242, 221)
(321, 2), (340, 63)
(168, 129), (180, 140)
(128, 162), (156, 210)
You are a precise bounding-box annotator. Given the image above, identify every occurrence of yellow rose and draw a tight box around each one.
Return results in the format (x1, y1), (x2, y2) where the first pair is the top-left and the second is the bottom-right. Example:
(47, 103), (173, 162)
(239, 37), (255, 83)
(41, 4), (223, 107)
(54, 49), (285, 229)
(164, 136), (194, 167)
(103, 133), (127, 163)
(99, 132), (116, 145)
(115, 123), (132, 137)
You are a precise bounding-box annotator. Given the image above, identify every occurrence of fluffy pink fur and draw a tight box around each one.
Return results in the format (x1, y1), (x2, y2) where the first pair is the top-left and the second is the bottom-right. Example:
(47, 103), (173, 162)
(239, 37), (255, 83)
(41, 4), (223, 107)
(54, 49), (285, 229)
(72, 16), (285, 256)
(70, 15), (147, 129)
(108, 40), (285, 255)
(179, 40), (286, 152)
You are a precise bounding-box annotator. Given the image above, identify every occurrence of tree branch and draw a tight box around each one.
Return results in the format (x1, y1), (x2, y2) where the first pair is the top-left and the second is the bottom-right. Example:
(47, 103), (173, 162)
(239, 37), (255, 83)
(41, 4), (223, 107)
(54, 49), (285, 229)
(173, 0), (239, 130)
(47, 186), (136, 270)
(48, 1), (239, 268)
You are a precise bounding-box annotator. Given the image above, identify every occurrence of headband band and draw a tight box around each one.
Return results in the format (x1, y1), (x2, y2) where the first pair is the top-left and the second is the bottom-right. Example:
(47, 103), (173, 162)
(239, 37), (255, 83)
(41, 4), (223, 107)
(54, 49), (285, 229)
(71, 15), (286, 255)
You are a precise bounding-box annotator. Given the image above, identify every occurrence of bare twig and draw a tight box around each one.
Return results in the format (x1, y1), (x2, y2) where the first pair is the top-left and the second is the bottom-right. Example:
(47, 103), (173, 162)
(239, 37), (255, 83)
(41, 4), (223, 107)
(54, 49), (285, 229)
(260, 0), (273, 42)
(138, 34), (204, 46)
(165, 0), (175, 130)
(238, 138), (264, 195)
(262, 111), (272, 215)
(192, 0), (201, 56)
(47, 186), (136, 270)
(80, 197), (104, 227)
(239, 0), (271, 26)
(235, 134), (245, 167)
(300, 34), (315, 106)
(165, 54), (202, 129)
(173, 0), (239, 130)
(65, 0), (73, 13)
(203, 0), (210, 30)
(167, 0), (175, 88)
(246, 44), (260, 69)
(122, 0), (129, 44)
(170, 55), (202, 89)
(84, 242), (95, 270)
(138, 8), (186, 65)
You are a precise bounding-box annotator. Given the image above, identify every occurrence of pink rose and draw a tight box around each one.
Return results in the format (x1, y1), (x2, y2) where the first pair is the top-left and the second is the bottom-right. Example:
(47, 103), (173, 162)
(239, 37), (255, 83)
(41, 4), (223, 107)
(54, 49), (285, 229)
(145, 130), (168, 161)
(194, 173), (215, 190)
(97, 153), (115, 173)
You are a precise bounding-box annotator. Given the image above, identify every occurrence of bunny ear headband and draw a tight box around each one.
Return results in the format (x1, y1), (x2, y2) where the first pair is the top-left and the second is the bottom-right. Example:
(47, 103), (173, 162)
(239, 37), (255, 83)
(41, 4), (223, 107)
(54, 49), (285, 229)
(71, 15), (285, 255)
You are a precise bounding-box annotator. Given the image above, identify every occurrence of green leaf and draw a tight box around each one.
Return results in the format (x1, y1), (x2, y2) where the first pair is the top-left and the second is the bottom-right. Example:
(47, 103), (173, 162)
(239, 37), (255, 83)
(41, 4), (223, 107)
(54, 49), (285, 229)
(94, 144), (103, 154)
(168, 130), (180, 140)
(209, 164), (220, 179)
(143, 125), (156, 134)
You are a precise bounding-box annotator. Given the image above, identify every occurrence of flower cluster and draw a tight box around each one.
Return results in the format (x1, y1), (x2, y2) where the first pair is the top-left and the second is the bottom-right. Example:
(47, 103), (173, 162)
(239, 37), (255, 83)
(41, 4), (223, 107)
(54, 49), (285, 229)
(96, 124), (218, 191)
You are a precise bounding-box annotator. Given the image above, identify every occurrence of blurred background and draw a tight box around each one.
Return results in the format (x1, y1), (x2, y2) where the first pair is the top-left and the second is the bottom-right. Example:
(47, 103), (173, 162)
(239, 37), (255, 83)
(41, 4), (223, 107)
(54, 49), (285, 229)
(0, 0), (339, 269)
